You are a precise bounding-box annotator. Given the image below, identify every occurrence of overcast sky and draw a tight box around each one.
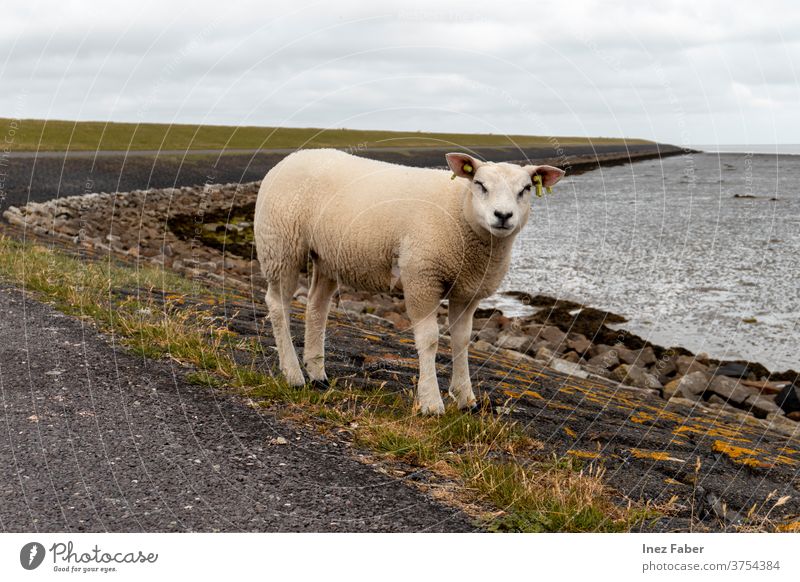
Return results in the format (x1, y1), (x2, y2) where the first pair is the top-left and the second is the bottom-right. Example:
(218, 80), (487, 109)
(2, 0), (799, 145)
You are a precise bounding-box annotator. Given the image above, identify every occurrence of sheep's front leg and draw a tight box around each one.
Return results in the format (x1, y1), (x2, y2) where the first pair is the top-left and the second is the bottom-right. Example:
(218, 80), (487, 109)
(447, 298), (479, 410)
(404, 287), (445, 415)
(303, 269), (337, 384)
(266, 273), (304, 386)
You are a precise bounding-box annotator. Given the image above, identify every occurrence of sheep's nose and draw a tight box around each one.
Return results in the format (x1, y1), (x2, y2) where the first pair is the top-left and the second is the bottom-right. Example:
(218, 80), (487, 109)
(494, 210), (513, 224)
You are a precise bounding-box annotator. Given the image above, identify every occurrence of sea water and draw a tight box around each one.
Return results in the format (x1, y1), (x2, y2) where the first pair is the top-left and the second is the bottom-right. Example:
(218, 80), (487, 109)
(489, 151), (800, 372)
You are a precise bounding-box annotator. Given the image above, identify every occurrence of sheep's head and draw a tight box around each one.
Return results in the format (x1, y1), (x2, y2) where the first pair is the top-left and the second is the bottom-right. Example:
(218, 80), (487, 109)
(446, 153), (565, 239)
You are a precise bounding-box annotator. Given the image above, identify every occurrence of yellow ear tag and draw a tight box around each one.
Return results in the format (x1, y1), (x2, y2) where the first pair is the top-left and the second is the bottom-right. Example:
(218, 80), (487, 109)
(533, 174), (544, 197)
(452, 162), (474, 180)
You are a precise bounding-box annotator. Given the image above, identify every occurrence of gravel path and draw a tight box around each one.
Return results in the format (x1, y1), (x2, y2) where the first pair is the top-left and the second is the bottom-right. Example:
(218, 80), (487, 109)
(0, 284), (475, 532)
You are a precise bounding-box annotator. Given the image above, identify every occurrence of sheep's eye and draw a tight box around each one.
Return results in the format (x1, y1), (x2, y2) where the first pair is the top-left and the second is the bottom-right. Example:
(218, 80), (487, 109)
(518, 185), (531, 198)
(474, 180), (488, 193)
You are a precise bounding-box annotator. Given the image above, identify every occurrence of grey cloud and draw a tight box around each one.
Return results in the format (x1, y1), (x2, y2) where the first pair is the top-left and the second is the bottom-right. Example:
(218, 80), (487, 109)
(0, 0), (798, 144)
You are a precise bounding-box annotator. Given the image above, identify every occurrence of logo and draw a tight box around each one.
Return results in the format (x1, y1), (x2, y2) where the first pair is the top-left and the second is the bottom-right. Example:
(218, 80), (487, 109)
(20, 542), (46, 570)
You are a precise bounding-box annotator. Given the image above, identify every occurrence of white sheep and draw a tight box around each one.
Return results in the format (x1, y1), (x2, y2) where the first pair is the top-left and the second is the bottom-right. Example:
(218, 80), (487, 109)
(254, 149), (564, 414)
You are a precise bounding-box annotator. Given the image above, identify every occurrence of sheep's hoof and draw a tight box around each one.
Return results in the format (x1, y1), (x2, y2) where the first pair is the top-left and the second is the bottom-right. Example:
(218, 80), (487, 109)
(464, 401), (481, 414)
(309, 379), (330, 390)
(416, 401), (446, 416)
(283, 370), (306, 387)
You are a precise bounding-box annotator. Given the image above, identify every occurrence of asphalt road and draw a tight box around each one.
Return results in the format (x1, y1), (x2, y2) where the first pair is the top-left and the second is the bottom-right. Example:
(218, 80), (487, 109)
(0, 284), (475, 532)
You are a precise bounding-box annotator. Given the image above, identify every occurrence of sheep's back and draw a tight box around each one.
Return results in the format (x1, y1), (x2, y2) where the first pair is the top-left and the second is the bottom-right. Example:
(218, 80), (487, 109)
(255, 149), (463, 290)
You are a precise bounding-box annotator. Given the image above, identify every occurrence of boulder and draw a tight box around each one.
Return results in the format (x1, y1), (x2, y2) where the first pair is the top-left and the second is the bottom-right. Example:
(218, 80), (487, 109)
(745, 393), (782, 418)
(499, 348), (537, 364)
(712, 361), (750, 379)
(476, 328), (499, 345)
(675, 355), (709, 376)
(590, 343), (614, 358)
(639, 346), (657, 366)
(522, 322), (543, 336)
(561, 351), (581, 363)
(540, 325), (567, 347)
(549, 358), (589, 379)
(566, 334), (592, 355)
(707, 376), (752, 406)
(664, 371), (710, 401)
(775, 383), (800, 415)
(382, 311), (411, 331)
(535, 346), (557, 363)
(652, 354), (678, 382)
(471, 340), (496, 353)
(615, 345), (638, 365)
(612, 364), (662, 390)
(340, 299), (367, 314)
(587, 350), (619, 370)
(495, 332), (532, 352)
(708, 394), (745, 415)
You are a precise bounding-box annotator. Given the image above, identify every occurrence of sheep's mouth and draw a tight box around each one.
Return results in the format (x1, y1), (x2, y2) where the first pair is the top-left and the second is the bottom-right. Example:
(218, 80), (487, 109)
(489, 223), (515, 237)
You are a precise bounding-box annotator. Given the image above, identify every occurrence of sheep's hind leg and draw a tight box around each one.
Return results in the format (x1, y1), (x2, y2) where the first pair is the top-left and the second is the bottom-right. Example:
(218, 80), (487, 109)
(303, 267), (337, 386)
(266, 272), (304, 386)
(447, 298), (479, 410)
(405, 288), (446, 415)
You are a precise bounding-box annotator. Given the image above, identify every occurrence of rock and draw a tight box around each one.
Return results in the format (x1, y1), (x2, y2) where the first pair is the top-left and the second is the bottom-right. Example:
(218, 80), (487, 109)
(707, 394), (745, 414)
(775, 383), (800, 415)
(471, 340), (495, 353)
(707, 376), (752, 406)
(639, 347), (657, 366)
(270, 436), (288, 445)
(589, 343), (613, 358)
(587, 350), (619, 370)
(472, 317), (498, 331)
(667, 396), (702, 409)
(566, 334), (592, 355)
(549, 358), (589, 379)
(663, 371), (710, 401)
(561, 351), (580, 363)
(712, 361), (750, 379)
(740, 379), (786, 395)
(652, 354), (678, 382)
(612, 364), (662, 390)
(475, 328), (499, 345)
(340, 300), (367, 314)
(765, 413), (800, 437)
(522, 323), (543, 336)
(745, 393), (781, 418)
(540, 325), (567, 346)
(495, 332), (532, 352)
(499, 348), (537, 364)
(675, 355), (709, 376)
(382, 311), (411, 331)
(535, 346), (557, 363)
(615, 345), (638, 365)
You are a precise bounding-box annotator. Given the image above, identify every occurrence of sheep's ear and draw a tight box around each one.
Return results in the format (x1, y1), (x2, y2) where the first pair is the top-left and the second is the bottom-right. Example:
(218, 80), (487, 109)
(446, 153), (482, 180)
(524, 164), (565, 188)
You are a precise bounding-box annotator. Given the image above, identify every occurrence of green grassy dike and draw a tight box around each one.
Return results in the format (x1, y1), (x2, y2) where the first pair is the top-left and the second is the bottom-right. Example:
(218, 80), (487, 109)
(1, 117), (651, 152)
(0, 236), (659, 532)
